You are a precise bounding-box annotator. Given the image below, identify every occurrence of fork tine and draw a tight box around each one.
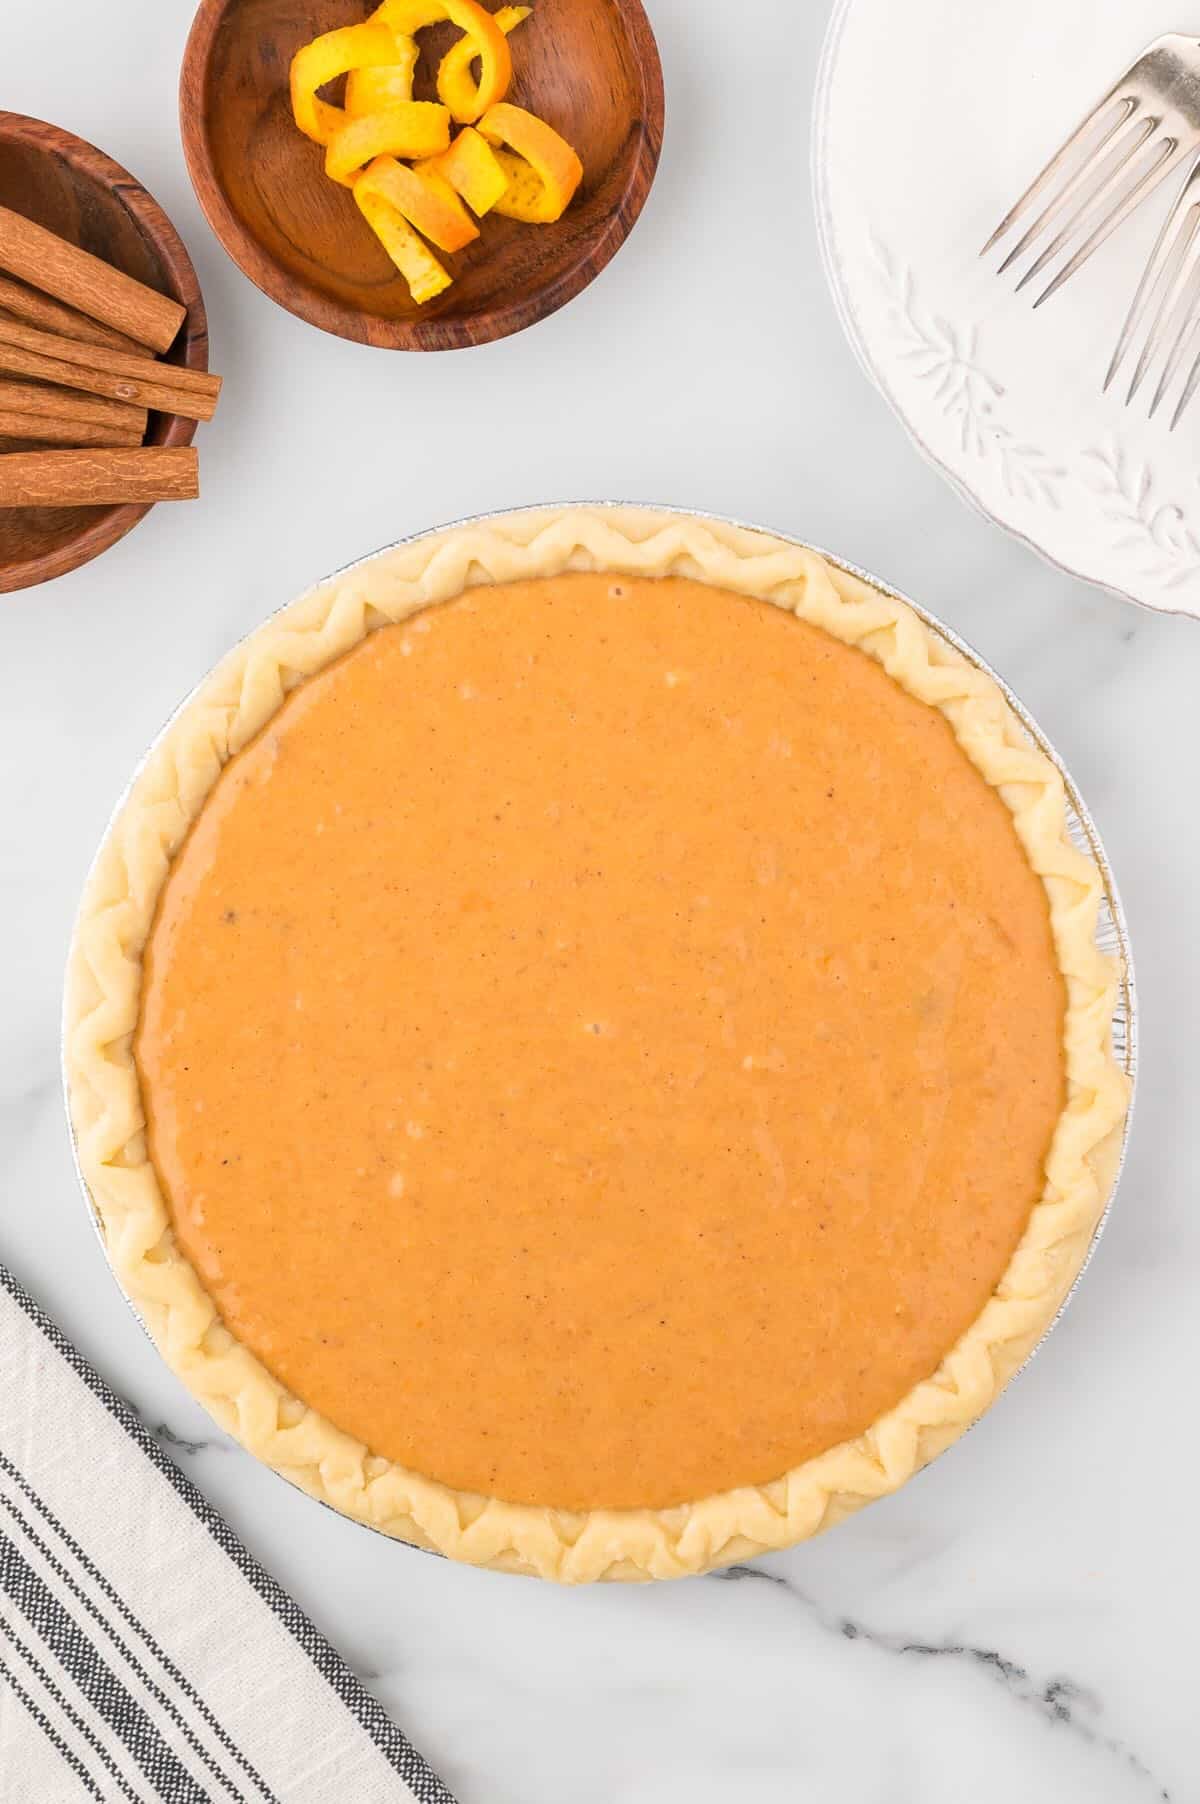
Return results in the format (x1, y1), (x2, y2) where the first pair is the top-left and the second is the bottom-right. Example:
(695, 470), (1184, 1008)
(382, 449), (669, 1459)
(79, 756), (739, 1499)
(1147, 256), (1200, 416)
(1010, 116), (1160, 288)
(1111, 150), (1200, 390)
(1154, 308), (1200, 418)
(996, 106), (1146, 274)
(1126, 205), (1200, 402)
(1169, 342), (1200, 427)
(1033, 137), (1187, 306)
(981, 92), (1136, 256)
(1105, 169), (1199, 389)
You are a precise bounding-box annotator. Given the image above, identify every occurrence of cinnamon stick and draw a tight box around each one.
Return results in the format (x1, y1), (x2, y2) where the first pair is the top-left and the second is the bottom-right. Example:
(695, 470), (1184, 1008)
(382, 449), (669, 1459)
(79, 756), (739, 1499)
(0, 313), (217, 396)
(0, 378), (147, 437)
(0, 325), (220, 424)
(0, 274), (147, 356)
(0, 410), (140, 448)
(0, 205), (185, 354)
(0, 447), (198, 507)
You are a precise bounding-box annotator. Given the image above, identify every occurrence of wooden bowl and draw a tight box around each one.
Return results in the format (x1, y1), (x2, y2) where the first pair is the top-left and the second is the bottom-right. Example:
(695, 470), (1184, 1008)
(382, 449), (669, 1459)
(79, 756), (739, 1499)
(0, 113), (208, 596)
(180, 0), (664, 350)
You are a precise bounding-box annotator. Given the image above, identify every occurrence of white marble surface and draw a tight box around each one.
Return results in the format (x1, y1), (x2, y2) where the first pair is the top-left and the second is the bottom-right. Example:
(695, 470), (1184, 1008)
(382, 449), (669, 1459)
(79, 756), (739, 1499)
(1, 3), (1196, 1800)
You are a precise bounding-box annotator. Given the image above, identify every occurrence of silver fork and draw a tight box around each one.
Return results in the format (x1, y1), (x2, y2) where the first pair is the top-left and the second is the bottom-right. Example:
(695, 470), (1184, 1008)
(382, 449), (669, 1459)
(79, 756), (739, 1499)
(982, 35), (1200, 308)
(1105, 151), (1200, 427)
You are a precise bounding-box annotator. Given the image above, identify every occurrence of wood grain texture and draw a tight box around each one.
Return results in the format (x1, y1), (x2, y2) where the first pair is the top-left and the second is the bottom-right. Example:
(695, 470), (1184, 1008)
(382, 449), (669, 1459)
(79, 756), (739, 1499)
(180, 0), (664, 350)
(0, 447), (199, 506)
(0, 113), (209, 595)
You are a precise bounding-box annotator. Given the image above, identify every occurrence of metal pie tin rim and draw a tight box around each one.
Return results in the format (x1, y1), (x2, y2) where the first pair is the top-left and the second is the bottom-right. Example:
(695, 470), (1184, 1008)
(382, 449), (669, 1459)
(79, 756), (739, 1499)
(61, 501), (1138, 1554)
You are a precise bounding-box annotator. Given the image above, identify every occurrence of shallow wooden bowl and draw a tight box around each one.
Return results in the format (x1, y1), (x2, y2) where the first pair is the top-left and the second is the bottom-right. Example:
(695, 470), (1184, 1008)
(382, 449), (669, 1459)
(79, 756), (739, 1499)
(0, 113), (208, 596)
(180, 0), (663, 350)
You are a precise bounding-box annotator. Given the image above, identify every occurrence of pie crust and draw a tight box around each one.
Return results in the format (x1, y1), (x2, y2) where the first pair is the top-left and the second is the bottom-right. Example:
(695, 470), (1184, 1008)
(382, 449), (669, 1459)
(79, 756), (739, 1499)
(64, 506), (1131, 1582)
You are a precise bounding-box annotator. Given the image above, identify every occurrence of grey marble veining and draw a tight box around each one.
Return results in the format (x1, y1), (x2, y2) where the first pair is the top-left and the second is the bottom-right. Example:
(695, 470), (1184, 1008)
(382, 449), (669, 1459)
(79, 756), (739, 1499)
(148, 1423), (223, 1461)
(712, 1566), (1171, 1800)
(2, 2), (1197, 1801)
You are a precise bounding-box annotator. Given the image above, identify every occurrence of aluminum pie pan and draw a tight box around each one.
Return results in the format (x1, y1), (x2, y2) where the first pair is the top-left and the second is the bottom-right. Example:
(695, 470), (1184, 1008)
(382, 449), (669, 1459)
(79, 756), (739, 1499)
(62, 501), (1138, 1554)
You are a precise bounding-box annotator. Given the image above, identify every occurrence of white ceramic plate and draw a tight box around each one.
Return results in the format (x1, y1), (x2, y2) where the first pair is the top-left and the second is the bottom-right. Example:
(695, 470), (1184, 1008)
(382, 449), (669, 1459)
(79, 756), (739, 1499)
(814, 0), (1200, 617)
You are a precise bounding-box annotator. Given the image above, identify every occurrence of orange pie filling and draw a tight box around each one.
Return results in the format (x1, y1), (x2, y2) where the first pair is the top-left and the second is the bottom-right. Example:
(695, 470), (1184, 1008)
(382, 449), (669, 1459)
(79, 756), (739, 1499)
(134, 573), (1066, 1513)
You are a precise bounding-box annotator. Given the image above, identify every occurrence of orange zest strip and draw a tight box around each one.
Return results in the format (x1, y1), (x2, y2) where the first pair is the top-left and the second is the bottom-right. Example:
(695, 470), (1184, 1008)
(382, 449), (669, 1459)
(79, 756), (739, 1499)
(488, 146), (551, 222)
(353, 178), (452, 303)
(356, 155), (480, 252)
(346, 37), (419, 115)
(437, 3), (526, 123)
(421, 126), (508, 216)
(325, 102), (452, 186)
(478, 102), (583, 222)
(290, 21), (404, 145)
(373, 0), (446, 30)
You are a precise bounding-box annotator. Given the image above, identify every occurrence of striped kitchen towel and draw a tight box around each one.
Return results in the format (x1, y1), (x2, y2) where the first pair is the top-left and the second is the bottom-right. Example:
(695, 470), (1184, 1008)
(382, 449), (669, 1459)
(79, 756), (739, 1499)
(0, 1265), (455, 1804)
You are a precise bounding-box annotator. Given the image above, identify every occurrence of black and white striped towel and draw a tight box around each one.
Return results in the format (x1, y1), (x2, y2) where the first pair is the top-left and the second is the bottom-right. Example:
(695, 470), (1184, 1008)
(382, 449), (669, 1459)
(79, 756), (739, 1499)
(0, 1266), (455, 1804)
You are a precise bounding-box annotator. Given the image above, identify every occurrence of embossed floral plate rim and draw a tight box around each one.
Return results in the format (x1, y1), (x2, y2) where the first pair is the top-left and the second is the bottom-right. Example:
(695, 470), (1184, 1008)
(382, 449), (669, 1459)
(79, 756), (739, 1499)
(62, 501), (1138, 1555)
(813, 0), (1200, 622)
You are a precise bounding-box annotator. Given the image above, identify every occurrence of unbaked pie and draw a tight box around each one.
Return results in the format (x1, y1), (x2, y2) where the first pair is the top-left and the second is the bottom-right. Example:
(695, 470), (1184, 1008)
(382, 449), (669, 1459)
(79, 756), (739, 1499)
(65, 507), (1130, 1581)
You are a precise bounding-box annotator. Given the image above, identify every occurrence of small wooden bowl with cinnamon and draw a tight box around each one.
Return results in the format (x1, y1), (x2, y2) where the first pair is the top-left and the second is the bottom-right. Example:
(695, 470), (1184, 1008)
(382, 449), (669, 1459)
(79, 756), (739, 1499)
(0, 112), (211, 595)
(180, 0), (663, 351)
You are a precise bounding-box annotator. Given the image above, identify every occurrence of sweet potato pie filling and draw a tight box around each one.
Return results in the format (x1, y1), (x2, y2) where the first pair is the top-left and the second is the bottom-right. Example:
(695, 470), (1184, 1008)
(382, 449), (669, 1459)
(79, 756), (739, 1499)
(134, 572), (1065, 1512)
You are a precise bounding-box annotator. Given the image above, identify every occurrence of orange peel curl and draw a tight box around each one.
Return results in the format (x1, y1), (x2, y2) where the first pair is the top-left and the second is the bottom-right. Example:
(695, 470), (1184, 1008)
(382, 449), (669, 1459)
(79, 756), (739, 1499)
(479, 102), (583, 222)
(290, 21), (403, 146)
(325, 101), (452, 186)
(421, 126), (508, 216)
(437, 4), (528, 123)
(346, 37), (419, 115)
(357, 155), (480, 252)
(353, 177), (452, 303)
